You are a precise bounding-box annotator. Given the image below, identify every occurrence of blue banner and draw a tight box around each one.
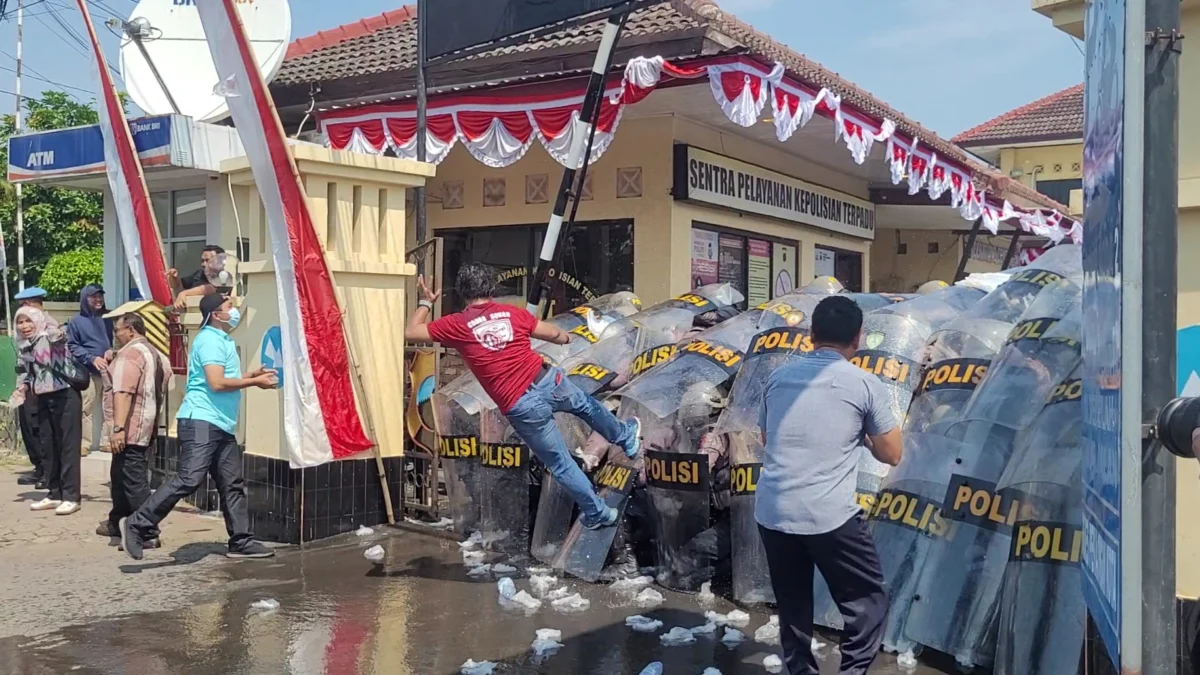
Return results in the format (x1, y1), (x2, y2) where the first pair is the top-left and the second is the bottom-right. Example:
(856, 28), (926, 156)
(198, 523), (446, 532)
(1081, 0), (1125, 666)
(7, 115), (174, 182)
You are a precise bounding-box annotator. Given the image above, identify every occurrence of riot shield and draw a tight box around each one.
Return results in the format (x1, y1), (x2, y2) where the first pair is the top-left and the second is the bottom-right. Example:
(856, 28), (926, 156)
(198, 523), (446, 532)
(529, 308), (695, 566)
(534, 291), (643, 362)
(904, 283), (1082, 668)
(526, 285), (744, 567)
(430, 291), (641, 542)
(708, 292), (940, 612)
(432, 373), (487, 536)
(868, 246), (1083, 654)
(475, 404), (540, 558)
(554, 291), (806, 587)
(718, 324), (816, 605)
(994, 370), (1084, 675)
(813, 289), (984, 628)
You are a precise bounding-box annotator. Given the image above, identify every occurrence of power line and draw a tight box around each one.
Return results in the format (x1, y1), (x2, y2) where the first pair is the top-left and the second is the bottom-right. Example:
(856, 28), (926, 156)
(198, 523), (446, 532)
(0, 62), (89, 95)
(35, 2), (121, 79)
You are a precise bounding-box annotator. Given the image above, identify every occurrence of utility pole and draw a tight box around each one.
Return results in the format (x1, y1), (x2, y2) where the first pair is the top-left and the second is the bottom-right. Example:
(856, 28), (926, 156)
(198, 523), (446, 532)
(414, 0), (428, 271)
(14, 0), (23, 292)
(1139, 0), (1181, 671)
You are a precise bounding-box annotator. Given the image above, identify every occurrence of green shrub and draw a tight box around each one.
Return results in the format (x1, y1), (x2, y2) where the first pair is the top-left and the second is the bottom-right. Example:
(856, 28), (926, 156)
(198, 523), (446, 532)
(39, 248), (103, 301)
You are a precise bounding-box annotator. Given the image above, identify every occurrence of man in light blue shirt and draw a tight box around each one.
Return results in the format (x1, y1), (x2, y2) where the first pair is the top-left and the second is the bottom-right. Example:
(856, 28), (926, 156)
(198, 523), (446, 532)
(757, 295), (903, 675)
(122, 294), (278, 561)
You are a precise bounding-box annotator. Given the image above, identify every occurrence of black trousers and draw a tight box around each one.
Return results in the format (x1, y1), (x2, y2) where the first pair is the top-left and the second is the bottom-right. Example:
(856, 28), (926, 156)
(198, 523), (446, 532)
(759, 514), (888, 675)
(38, 388), (83, 503)
(129, 419), (253, 549)
(109, 444), (158, 538)
(19, 395), (43, 474)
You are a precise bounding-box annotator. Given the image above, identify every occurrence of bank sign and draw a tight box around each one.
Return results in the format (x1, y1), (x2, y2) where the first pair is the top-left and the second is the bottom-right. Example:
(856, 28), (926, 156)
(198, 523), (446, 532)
(672, 145), (875, 240)
(1080, 0), (1130, 668)
(7, 115), (174, 183)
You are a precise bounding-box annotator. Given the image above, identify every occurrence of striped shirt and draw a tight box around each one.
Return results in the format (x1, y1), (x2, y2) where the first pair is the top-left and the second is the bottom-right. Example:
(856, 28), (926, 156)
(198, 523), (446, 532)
(106, 337), (171, 447)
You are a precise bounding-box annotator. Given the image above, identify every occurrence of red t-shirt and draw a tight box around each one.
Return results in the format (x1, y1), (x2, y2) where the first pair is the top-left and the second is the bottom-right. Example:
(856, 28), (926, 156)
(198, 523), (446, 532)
(428, 302), (545, 413)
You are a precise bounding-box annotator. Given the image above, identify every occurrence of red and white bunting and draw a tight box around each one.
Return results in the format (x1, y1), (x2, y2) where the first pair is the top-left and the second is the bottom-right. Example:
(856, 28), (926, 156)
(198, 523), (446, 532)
(705, 61), (783, 128)
(318, 54), (1080, 243)
(1018, 247), (1046, 266)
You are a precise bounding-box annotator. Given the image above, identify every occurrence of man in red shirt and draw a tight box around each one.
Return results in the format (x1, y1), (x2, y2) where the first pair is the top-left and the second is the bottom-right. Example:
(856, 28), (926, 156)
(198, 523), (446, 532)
(406, 263), (640, 529)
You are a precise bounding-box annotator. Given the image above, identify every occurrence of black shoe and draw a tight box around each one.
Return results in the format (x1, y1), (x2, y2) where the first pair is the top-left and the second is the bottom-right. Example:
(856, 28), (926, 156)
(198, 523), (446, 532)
(96, 520), (119, 537)
(227, 541), (274, 559)
(120, 517), (144, 561)
(144, 538), (163, 550)
(35, 480), (47, 490)
(17, 473), (41, 486)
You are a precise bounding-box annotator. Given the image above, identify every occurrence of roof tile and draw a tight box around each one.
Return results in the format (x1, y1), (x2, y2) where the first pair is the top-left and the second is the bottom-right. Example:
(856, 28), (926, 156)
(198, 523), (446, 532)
(953, 84), (1084, 146)
(274, 3), (701, 87)
(274, 0), (1069, 214)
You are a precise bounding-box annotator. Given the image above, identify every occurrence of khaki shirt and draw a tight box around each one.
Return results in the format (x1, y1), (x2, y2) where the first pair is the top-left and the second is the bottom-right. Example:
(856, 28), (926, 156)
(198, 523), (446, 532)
(106, 338), (171, 448)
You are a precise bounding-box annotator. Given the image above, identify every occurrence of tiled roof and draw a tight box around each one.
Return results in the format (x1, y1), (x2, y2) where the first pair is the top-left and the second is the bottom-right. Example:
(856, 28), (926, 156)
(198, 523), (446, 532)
(953, 84), (1084, 146)
(274, 2), (703, 87)
(274, 0), (1070, 214)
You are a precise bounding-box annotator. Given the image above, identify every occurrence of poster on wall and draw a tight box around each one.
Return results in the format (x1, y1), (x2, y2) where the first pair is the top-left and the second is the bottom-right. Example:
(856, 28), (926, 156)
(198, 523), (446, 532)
(718, 234), (746, 298)
(814, 247), (836, 279)
(773, 243), (796, 297)
(747, 239), (771, 306)
(691, 228), (718, 287)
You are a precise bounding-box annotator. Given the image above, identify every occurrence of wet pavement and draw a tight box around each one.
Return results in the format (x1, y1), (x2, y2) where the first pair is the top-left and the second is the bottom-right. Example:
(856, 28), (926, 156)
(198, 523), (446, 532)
(0, 526), (961, 675)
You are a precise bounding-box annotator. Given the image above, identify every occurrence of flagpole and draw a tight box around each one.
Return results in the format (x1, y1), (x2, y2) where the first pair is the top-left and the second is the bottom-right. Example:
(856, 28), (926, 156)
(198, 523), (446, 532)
(14, 0), (24, 293)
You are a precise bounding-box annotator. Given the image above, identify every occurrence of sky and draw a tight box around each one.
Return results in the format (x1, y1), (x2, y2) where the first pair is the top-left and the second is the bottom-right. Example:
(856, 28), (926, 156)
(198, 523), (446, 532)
(0, 0), (1084, 137)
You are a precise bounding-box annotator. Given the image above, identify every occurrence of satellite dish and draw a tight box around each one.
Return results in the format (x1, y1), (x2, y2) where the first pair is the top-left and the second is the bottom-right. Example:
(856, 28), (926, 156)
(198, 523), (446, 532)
(119, 0), (292, 122)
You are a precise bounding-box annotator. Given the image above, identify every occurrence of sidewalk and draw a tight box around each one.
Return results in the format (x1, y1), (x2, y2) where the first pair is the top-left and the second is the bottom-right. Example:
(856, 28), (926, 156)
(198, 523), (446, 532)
(0, 453), (242, 639)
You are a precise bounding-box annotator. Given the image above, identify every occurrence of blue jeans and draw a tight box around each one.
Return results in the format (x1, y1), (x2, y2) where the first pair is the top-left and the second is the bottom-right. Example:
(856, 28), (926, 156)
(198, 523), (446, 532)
(505, 366), (637, 526)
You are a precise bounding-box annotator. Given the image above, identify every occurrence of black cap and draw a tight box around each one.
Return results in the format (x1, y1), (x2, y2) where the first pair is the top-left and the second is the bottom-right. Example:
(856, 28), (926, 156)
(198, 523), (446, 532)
(199, 293), (227, 321)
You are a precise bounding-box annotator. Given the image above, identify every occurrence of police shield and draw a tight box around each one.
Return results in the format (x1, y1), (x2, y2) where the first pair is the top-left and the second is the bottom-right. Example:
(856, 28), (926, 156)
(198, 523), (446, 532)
(709, 293), (930, 612)
(868, 246), (1083, 655)
(905, 282), (1082, 668)
(432, 373), (488, 535)
(558, 292), (807, 587)
(994, 369), (1084, 675)
(476, 406), (540, 557)
(528, 285), (742, 568)
(536, 291), (643, 362)
(431, 292), (640, 542)
(530, 308), (695, 566)
(716, 320), (818, 604)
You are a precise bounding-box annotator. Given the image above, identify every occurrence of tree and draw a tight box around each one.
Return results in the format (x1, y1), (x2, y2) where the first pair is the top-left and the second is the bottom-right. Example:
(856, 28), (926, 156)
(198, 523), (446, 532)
(0, 91), (104, 297)
(40, 248), (103, 301)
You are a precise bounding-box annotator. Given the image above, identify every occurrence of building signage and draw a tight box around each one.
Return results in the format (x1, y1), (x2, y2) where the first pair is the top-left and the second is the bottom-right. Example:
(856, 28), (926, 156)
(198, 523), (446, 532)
(673, 144), (875, 240)
(7, 115), (175, 183)
(1080, 0), (1132, 668)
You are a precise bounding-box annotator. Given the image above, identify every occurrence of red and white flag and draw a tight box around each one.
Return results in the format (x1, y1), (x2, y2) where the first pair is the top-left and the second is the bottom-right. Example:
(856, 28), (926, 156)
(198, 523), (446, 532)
(76, 0), (172, 305)
(195, 0), (373, 466)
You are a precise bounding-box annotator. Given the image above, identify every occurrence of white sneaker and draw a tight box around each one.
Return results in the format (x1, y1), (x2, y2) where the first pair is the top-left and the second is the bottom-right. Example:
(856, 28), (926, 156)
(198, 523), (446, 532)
(30, 498), (62, 511)
(55, 501), (80, 516)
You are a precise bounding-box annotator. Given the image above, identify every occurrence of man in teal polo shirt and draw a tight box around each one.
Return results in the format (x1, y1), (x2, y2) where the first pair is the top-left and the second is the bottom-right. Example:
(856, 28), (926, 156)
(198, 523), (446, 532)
(121, 294), (278, 560)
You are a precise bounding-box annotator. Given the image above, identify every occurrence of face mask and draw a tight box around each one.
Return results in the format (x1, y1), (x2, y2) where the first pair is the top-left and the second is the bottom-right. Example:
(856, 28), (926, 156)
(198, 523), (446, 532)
(225, 307), (242, 329)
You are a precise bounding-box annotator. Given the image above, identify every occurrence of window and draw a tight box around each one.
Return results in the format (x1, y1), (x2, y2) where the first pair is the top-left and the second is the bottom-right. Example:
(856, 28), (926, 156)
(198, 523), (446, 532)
(815, 244), (863, 292)
(440, 220), (634, 314)
(691, 224), (799, 308)
(1035, 179), (1082, 206)
(151, 189), (208, 268)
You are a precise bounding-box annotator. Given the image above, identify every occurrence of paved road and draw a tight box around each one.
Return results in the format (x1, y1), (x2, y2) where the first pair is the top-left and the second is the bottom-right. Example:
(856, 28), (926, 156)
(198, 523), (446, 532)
(0, 460), (959, 674)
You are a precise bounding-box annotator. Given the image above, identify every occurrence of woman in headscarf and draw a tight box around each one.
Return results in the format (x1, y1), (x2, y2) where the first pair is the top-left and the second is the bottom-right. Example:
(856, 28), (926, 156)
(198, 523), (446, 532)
(10, 306), (84, 515)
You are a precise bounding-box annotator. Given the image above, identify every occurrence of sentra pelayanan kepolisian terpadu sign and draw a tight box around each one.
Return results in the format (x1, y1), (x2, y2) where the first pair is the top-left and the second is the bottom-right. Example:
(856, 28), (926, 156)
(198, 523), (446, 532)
(673, 144), (875, 240)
